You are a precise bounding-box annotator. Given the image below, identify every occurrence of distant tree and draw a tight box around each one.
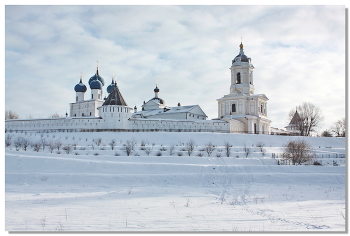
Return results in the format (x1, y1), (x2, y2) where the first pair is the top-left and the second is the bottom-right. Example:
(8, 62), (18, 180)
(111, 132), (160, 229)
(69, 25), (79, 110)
(204, 141), (215, 157)
(321, 130), (333, 137)
(50, 113), (60, 118)
(331, 118), (346, 137)
(289, 102), (324, 136)
(282, 140), (314, 165)
(224, 142), (231, 157)
(186, 139), (195, 156)
(32, 141), (42, 152)
(109, 139), (116, 150)
(5, 110), (19, 120)
(54, 139), (63, 150)
(123, 140), (134, 156)
(5, 134), (12, 147)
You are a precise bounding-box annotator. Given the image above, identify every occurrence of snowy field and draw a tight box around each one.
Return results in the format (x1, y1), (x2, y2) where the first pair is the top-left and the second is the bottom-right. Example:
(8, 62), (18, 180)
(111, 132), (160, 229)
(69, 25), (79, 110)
(5, 131), (346, 232)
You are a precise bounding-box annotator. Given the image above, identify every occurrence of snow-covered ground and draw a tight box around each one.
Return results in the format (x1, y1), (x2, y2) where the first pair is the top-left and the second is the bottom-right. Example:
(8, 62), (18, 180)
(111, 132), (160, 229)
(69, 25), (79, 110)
(5, 131), (346, 232)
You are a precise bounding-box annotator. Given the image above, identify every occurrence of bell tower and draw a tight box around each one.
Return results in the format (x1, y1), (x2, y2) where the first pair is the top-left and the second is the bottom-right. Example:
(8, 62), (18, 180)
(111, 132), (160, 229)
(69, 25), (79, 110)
(229, 41), (255, 95)
(217, 40), (271, 134)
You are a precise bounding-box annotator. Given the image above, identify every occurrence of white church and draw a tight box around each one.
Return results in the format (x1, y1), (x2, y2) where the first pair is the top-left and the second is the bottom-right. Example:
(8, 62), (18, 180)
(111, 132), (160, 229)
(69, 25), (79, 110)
(5, 42), (271, 134)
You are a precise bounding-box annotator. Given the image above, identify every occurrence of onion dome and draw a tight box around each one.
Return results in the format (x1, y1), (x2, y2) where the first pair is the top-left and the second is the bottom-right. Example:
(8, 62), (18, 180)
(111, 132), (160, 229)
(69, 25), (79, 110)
(74, 78), (87, 92)
(107, 79), (116, 93)
(154, 85), (160, 93)
(90, 79), (103, 90)
(88, 67), (105, 86)
(232, 42), (250, 63)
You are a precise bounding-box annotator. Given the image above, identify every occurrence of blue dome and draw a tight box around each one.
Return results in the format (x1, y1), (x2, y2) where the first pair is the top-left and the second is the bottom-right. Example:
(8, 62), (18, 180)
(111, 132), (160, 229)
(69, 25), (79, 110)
(74, 79), (87, 92)
(88, 68), (105, 86)
(90, 80), (103, 90)
(107, 82), (116, 93)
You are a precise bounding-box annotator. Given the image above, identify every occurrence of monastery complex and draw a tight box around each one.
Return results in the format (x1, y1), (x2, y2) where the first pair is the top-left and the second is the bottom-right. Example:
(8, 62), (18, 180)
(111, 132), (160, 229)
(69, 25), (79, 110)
(5, 42), (274, 134)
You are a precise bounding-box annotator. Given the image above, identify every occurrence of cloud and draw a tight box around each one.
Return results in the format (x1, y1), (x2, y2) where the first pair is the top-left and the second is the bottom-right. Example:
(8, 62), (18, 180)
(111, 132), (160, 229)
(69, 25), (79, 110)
(5, 5), (346, 132)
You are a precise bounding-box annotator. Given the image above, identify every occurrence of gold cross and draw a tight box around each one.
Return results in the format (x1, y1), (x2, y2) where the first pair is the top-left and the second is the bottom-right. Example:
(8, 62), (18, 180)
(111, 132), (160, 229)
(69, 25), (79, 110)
(80, 72), (82, 78)
(96, 60), (99, 67)
(240, 37), (243, 43)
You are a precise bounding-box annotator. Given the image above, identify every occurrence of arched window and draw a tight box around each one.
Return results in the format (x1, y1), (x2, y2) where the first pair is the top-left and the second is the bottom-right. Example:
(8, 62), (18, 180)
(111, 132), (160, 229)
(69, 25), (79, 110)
(90, 112), (92, 116)
(76, 96), (78, 102)
(92, 94), (94, 99)
(232, 104), (236, 113)
(236, 73), (241, 84)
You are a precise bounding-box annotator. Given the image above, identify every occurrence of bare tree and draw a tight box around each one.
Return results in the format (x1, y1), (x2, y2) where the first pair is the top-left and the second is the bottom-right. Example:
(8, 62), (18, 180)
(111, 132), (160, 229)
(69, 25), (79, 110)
(109, 139), (116, 150)
(205, 141), (215, 157)
(32, 141), (42, 152)
(48, 140), (55, 153)
(144, 147), (153, 156)
(224, 142), (231, 157)
(186, 139), (195, 156)
(14, 138), (22, 151)
(5, 134), (12, 147)
(321, 130), (333, 137)
(16, 137), (30, 151)
(169, 145), (175, 156)
(243, 142), (251, 158)
(124, 140), (134, 156)
(93, 138), (102, 146)
(331, 118), (346, 137)
(5, 110), (19, 120)
(289, 102), (324, 136)
(41, 137), (47, 151)
(54, 139), (63, 150)
(63, 145), (72, 154)
(282, 139), (314, 165)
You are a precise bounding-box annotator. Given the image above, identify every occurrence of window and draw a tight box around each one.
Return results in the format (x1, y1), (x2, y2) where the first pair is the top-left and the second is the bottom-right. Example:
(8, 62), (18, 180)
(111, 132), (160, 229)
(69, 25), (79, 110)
(232, 104), (236, 113)
(90, 112), (92, 116)
(236, 73), (241, 84)
(76, 96), (78, 102)
(92, 94), (94, 99)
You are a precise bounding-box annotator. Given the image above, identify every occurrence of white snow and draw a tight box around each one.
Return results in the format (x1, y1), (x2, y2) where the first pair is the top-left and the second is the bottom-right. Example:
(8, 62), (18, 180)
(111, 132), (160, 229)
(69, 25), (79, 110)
(5, 131), (346, 232)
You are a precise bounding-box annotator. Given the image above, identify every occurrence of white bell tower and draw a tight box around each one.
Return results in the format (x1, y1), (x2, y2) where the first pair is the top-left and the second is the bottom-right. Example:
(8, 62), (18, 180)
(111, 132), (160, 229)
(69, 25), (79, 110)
(217, 40), (271, 134)
(229, 42), (255, 95)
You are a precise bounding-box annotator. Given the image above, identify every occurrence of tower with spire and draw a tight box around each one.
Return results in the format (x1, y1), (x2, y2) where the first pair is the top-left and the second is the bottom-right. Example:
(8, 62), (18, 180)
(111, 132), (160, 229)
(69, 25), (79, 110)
(217, 41), (271, 134)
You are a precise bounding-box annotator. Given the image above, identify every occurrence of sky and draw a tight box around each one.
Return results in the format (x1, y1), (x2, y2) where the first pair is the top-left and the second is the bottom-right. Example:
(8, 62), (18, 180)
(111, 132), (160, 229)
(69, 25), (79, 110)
(4, 4), (346, 132)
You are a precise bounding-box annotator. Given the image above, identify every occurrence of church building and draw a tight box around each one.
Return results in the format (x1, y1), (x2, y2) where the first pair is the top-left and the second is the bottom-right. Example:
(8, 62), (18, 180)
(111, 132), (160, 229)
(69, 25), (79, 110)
(5, 42), (271, 134)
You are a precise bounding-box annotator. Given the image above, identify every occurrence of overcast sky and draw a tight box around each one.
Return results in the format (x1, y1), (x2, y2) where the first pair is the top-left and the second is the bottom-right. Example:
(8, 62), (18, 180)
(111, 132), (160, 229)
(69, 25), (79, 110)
(5, 4), (346, 132)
